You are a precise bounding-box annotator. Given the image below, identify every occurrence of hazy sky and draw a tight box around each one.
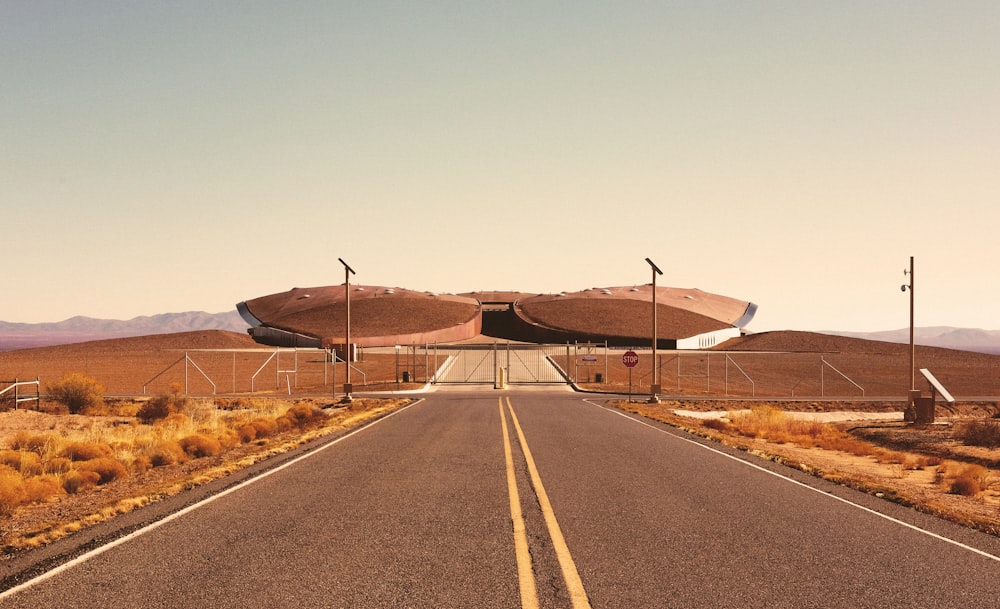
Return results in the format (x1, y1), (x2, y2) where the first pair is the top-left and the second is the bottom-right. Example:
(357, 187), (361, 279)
(3, 2), (998, 332)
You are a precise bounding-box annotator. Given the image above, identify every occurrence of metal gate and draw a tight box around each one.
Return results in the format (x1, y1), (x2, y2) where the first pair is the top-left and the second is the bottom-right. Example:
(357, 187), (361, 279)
(435, 344), (566, 384)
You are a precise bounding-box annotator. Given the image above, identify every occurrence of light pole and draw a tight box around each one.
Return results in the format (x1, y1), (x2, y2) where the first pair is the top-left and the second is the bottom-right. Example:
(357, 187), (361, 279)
(646, 257), (663, 403)
(339, 258), (356, 402)
(901, 256), (916, 405)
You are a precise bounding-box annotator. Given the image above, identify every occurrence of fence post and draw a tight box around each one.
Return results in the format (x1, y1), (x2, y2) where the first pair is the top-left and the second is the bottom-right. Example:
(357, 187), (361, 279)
(605, 341), (609, 384)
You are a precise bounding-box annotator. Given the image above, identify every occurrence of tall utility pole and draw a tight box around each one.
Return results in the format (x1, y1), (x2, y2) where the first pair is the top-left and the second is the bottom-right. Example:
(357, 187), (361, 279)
(902, 256), (915, 398)
(909, 256), (915, 393)
(339, 258), (356, 402)
(646, 258), (663, 403)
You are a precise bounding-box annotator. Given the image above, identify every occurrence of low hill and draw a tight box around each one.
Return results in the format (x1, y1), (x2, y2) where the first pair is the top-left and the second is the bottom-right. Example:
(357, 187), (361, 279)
(718, 331), (1000, 398)
(0, 331), (265, 396)
(0, 312), (249, 351)
(826, 327), (1000, 355)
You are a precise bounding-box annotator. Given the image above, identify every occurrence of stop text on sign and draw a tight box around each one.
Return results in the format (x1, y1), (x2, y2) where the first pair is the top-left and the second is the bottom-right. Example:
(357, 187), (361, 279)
(622, 350), (639, 368)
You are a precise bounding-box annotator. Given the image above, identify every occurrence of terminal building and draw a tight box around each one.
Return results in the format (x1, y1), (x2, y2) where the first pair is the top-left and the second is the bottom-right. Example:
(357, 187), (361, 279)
(237, 284), (756, 350)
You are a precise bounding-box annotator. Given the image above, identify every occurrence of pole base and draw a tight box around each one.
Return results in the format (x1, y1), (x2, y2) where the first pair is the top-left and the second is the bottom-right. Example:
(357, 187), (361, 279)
(648, 384), (661, 403)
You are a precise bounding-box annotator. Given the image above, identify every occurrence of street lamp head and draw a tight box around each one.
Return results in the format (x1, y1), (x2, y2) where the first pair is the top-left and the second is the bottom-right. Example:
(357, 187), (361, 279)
(901, 284), (908, 292)
(645, 257), (663, 276)
(338, 258), (356, 275)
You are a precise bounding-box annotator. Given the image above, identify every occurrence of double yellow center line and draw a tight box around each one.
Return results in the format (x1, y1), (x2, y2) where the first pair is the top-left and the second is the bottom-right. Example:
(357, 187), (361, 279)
(499, 396), (592, 609)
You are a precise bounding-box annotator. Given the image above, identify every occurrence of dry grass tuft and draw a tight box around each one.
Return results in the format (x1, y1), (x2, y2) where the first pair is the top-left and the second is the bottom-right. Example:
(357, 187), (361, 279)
(958, 418), (1000, 448)
(238, 417), (279, 443)
(0, 449), (42, 475)
(701, 418), (730, 432)
(147, 441), (187, 467)
(23, 474), (65, 503)
(728, 406), (825, 446)
(60, 441), (114, 462)
(8, 432), (60, 455)
(62, 470), (101, 494)
(948, 464), (990, 497)
(179, 434), (222, 459)
(136, 386), (189, 424)
(707, 405), (907, 465)
(75, 457), (128, 485)
(0, 470), (27, 515)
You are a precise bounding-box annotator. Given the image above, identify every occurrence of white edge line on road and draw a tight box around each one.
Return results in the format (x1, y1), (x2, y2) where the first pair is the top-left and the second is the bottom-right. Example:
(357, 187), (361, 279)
(586, 399), (1000, 564)
(0, 399), (424, 600)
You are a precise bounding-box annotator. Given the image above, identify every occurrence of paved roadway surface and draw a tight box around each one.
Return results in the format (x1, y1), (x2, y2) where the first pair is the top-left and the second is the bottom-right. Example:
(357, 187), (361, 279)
(2, 387), (999, 608)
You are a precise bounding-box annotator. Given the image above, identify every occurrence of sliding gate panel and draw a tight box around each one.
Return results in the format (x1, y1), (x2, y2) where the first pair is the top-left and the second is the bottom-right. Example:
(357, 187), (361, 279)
(506, 345), (565, 383)
(435, 344), (566, 384)
(437, 345), (498, 384)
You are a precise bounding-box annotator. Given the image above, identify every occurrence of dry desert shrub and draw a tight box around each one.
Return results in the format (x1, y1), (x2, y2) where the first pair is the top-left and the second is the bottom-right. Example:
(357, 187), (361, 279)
(236, 424), (257, 443)
(214, 397), (251, 410)
(130, 454), (153, 474)
(729, 406), (825, 444)
(60, 440), (114, 462)
(0, 449), (43, 476)
(702, 418), (730, 432)
(160, 412), (194, 432)
(0, 449), (25, 470)
(213, 427), (241, 450)
(179, 434), (222, 459)
(75, 457), (128, 485)
(23, 474), (65, 504)
(286, 403), (319, 422)
(45, 373), (106, 415)
(1, 396), (370, 522)
(46, 457), (72, 474)
(147, 441), (187, 467)
(815, 431), (878, 458)
(238, 417), (279, 442)
(958, 418), (1000, 448)
(62, 469), (101, 494)
(137, 388), (189, 423)
(948, 464), (990, 497)
(8, 431), (59, 455)
(719, 406), (906, 463)
(0, 468), (26, 515)
(902, 454), (940, 471)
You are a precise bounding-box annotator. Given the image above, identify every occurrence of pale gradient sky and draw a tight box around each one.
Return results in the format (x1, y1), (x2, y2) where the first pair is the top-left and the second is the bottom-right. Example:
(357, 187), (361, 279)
(2, 2), (998, 332)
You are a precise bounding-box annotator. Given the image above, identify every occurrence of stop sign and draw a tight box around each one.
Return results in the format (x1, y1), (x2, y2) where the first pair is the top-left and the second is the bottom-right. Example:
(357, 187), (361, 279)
(622, 350), (639, 368)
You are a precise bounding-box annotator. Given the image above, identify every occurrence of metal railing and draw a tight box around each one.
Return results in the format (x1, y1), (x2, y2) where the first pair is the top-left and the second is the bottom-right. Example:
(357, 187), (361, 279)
(0, 378), (41, 410)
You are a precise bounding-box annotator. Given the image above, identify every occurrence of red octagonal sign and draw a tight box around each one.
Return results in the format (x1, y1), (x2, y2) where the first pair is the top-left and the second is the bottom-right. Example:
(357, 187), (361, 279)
(622, 350), (639, 368)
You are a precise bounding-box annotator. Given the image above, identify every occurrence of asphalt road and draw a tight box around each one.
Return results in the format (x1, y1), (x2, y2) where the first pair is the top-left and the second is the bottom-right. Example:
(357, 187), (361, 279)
(3, 387), (1000, 608)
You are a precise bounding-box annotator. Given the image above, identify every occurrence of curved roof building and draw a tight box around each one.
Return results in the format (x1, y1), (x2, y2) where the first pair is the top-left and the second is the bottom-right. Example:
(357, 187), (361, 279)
(237, 286), (481, 348)
(471, 286), (756, 349)
(238, 284), (755, 349)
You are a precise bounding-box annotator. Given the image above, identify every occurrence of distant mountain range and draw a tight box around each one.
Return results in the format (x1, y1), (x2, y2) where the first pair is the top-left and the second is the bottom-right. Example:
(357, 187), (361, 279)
(826, 327), (1000, 355)
(0, 311), (250, 351)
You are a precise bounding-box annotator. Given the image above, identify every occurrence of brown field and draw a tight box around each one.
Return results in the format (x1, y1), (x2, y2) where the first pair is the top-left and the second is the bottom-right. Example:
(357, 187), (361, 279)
(0, 330), (426, 400)
(0, 329), (998, 556)
(569, 330), (1000, 401)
